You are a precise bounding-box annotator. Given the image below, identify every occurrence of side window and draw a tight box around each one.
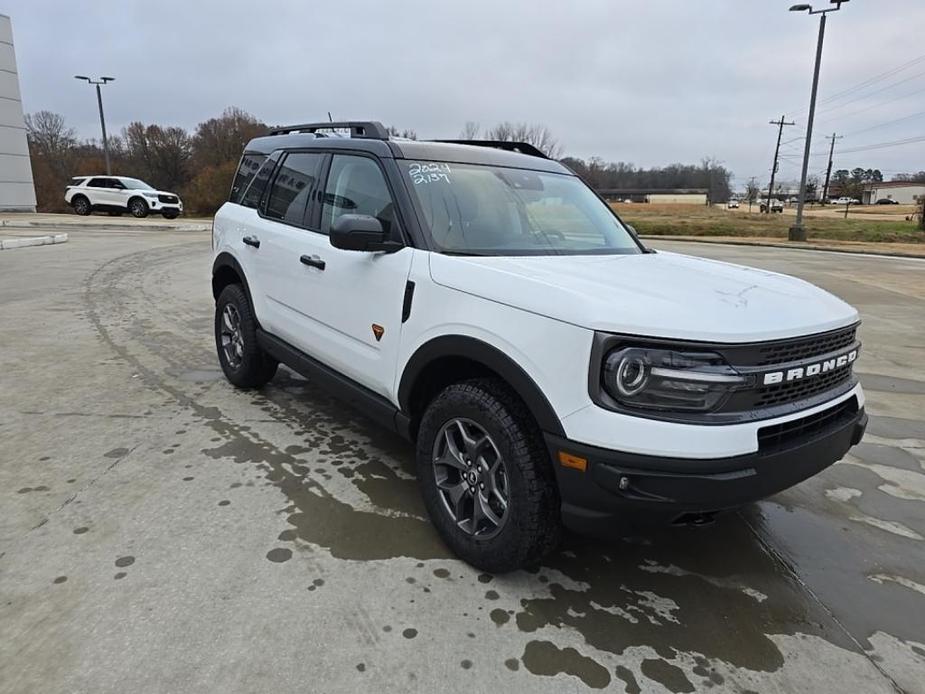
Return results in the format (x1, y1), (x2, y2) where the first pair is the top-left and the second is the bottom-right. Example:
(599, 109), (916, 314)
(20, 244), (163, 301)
(230, 153), (266, 204)
(264, 152), (324, 227)
(321, 155), (398, 236)
(240, 155), (278, 209)
(110, 179), (125, 189)
(87, 178), (108, 188)
(70, 177), (87, 187)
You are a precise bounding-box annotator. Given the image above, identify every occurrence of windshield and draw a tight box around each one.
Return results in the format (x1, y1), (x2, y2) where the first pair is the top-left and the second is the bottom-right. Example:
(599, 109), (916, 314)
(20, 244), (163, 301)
(399, 161), (642, 256)
(120, 177), (154, 190)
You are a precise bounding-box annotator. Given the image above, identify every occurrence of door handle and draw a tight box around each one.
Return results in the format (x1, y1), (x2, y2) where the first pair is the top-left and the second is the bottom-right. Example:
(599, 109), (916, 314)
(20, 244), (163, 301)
(300, 254), (326, 270)
(242, 236), (260, 248)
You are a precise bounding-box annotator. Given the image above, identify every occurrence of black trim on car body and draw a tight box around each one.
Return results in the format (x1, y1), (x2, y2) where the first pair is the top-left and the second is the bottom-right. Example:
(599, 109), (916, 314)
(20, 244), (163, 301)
(398, 335), (566, 437)
(211, 253), (255, 308)
(256, 329), (410, 439)
(548, 397), (867, 533)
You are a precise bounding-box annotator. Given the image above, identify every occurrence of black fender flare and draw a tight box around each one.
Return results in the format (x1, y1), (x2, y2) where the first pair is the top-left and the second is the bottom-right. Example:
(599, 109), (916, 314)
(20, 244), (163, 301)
(398, 335), (565, 437)
(211, 252), (254, 307)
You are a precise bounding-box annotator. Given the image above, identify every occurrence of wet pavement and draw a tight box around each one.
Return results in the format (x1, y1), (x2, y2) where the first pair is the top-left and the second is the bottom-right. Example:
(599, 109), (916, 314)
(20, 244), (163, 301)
(1, 228), (922, 693)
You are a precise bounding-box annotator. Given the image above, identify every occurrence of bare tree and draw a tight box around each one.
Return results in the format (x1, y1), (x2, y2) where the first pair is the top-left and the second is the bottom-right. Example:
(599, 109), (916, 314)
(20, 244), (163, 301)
(192, 107), (266, 168)
(745, 177), (760, 212)
(459, 121), (481, 139)
(25, 111), (78, 176)
(122, 122), (192, 191)
(386, 125), (418, 140)
(484, 122), (563, 159)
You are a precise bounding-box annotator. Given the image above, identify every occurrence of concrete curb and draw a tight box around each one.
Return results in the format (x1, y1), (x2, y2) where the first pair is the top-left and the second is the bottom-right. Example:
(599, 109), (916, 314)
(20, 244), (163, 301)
(0, 219), (209, 233)
(0, 233), (68, 250)
(641, 235), (925, 260)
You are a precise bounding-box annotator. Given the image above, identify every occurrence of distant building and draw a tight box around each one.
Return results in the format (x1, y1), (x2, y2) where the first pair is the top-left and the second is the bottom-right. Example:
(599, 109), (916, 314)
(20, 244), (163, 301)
(862, 181), (925, 205)
(597, 188), (709, 205)
(0, 14), (35, 212)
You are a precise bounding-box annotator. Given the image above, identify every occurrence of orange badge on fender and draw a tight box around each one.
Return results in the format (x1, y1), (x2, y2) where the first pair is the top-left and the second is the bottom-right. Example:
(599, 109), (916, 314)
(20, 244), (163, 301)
(371, 324), (385, 342)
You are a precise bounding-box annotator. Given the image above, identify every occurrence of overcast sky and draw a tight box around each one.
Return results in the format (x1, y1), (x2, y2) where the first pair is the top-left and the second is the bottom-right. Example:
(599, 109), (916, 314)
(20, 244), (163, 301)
(8, 0), (925, 188)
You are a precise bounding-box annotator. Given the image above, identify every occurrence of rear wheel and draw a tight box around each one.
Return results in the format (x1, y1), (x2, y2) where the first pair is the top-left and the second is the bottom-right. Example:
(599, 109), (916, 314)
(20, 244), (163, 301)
(128, 197), (149, 218)
(72, 195), (91, 216)
(214, 284), (278, 388)
(416, 379), (562, 573)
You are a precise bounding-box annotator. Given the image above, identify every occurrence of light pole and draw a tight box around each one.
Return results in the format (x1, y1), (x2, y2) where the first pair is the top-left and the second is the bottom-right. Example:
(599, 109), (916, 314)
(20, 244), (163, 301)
(74, 75), (115, 175)
(788, 0), (849, 241)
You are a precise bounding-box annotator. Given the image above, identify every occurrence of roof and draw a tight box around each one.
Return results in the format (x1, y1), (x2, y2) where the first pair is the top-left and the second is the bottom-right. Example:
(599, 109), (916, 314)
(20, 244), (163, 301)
(865, 181), (925, 189)
(244, 121), (571, 175)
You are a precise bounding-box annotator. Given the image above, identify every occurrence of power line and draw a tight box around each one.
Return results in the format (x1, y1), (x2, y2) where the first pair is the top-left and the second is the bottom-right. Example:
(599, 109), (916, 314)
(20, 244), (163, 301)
(814, 68), (925, 116)
(814, 83), (925, 127)
(791, 52), (925, 116)
(835, 135), (925, 155)
(844, 109), (925, 137)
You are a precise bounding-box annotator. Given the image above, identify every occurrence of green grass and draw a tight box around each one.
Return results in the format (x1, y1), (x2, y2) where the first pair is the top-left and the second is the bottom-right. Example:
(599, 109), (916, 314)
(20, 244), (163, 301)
(613, 204), (925, 243)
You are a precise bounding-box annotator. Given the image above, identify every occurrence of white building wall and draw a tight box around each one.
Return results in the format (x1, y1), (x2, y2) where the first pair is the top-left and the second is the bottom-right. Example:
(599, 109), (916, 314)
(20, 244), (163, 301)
(0, 14), (36, 212)
(865, 184), (925, 205)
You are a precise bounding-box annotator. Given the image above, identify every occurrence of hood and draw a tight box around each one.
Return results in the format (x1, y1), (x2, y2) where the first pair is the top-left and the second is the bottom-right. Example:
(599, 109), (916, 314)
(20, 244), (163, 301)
(428, 251), (858, 343)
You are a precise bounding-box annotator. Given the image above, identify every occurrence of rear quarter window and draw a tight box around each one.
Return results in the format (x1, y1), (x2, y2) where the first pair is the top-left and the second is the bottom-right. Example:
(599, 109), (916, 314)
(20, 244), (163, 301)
(69, 177), (87, 187)
(230, 153), (267, 204)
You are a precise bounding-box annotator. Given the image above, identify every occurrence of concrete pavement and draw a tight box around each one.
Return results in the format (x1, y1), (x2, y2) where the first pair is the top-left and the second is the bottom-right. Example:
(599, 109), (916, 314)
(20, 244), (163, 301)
(1, 228), (922, 693)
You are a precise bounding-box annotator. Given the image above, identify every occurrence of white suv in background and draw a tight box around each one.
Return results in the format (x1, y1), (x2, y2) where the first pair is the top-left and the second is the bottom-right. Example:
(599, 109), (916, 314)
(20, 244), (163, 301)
(211, 121), (867, 572)
(65, 176), (183, 219)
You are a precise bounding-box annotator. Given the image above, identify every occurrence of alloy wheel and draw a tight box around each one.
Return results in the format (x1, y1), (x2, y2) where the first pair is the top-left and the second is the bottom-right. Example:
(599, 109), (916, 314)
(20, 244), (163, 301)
(431, 418), (509, 538)
(220, 303), (244, 369)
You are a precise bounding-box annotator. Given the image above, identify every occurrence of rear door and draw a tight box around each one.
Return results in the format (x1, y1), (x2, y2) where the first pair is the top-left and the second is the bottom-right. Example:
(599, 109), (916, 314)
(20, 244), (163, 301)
(85, 177), (113, 206)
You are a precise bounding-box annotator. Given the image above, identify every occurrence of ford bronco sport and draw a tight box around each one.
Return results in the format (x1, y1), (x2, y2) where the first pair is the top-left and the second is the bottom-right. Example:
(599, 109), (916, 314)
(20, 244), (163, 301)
(211, 121), (866, 572)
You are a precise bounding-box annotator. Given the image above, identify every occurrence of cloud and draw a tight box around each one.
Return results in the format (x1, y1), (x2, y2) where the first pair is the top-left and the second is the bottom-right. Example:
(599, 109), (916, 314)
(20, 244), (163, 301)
(9, 0), (925, 185)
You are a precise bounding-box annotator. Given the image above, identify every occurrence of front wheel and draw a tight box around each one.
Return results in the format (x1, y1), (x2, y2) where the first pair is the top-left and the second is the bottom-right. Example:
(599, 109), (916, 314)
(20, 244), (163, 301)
(128, 198), (149, 218)
(416, 379), (562, 573)
(214, 284), (278, 388)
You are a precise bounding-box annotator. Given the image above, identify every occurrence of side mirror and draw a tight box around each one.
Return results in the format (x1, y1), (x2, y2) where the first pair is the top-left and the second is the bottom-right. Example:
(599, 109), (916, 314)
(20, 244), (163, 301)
(329, 214), (401, 252)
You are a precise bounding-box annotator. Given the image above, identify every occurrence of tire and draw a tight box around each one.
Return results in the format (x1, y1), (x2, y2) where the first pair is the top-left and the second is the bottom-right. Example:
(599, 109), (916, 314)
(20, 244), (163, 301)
(72, 195), (91, 216)
(128, 197), (149, 218)
(162, 210), (179, 220)
(214, 284), (278, 388)
(416, 378), (562, 573)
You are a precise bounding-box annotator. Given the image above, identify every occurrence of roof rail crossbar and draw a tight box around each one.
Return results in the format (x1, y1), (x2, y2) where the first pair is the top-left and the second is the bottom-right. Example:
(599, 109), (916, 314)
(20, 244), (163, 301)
(268, 121), (390, 140)
(430, 139), (550, 159)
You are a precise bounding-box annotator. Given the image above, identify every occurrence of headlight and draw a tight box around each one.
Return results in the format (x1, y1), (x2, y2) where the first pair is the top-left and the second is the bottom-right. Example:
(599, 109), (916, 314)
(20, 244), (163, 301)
(602, 347), (746, 412)
(142, 192), (158, 198)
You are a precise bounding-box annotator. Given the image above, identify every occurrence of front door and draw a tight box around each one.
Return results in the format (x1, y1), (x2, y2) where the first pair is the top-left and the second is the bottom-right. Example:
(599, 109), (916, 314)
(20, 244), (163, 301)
(260, 152), (413, 400)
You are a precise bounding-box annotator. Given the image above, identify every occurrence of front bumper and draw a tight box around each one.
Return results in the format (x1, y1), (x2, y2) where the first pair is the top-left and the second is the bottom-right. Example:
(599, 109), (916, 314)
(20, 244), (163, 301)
(546, 397), (866, 533)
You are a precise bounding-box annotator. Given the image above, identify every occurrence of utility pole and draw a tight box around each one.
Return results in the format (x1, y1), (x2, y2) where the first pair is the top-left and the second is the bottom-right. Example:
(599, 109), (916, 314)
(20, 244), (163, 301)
(766, 116), (795, 213)
(821, 132), (843, 204)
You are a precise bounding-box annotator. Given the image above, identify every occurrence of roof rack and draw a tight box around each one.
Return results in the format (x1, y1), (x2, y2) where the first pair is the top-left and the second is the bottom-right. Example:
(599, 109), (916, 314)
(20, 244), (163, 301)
(430, 139), (549, 159)
(267, 121), (389, 140)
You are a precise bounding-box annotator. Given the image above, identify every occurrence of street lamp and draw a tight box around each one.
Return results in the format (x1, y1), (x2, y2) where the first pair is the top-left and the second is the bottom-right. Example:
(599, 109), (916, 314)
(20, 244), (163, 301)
(74, 75), (115, 175)
(788, 0), (849, 241)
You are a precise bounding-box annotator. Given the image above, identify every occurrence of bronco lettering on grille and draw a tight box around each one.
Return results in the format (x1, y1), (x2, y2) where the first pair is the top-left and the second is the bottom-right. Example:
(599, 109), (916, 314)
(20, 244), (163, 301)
(762, 349), (857, 385)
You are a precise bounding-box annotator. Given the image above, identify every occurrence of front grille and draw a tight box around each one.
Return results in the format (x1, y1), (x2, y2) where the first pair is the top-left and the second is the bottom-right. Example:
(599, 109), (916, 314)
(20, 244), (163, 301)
(158, 194), (179, 204)
(757, 396), (858, 451)
(754, 363), (854, 407)
(753, 326), (857, 366)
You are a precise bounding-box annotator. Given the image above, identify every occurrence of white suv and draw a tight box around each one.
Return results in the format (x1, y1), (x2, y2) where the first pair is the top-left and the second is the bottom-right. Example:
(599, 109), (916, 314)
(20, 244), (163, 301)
(211, 121), (867, 572)
(65, 175), (183, 219)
